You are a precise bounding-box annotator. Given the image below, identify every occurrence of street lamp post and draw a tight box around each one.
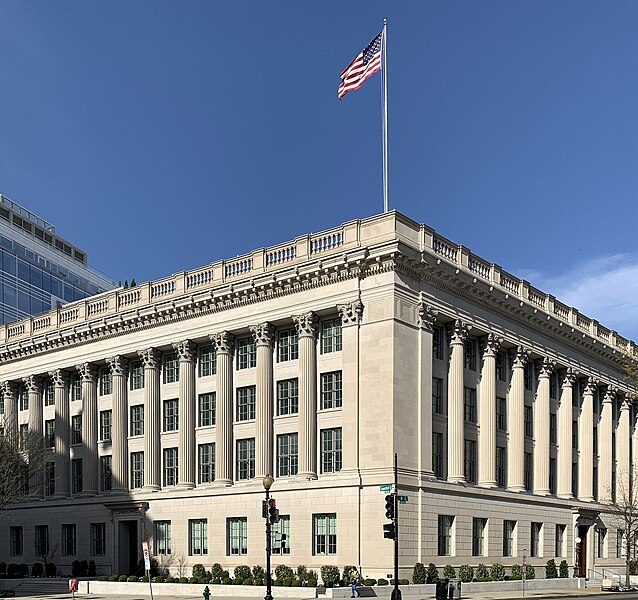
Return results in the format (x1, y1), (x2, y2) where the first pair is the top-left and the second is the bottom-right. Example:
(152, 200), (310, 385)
(263, 475), (274, 600)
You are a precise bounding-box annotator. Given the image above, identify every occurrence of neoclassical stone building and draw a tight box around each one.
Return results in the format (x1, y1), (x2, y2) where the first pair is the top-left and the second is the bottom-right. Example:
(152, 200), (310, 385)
(0, 211), (636, 579)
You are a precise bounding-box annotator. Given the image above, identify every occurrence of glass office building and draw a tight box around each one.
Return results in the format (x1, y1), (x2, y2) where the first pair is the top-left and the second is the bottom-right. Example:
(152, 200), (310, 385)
(0, 194), (115, 324)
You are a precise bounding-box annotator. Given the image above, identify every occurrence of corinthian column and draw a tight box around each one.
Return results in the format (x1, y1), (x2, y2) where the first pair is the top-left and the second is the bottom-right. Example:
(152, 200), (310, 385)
(578, 378), (596, 502)
(251, 323), (274, 480)
(534, 359), (553, 495)
(175, 340), (196, 489)
(598, 387), (614, 502)
(76, 364), (98, 495)
(49, 370), (70, 497)
(508, 347), (529, 492)
(140, 348), (161, 491)
(447, 320), (470, 483)
(211, 332), (234, 486)
(557, 369), (575, 499)
(24, 376), (43, 498)
(294, 312), (319, 479)
(108, 356), (129, 493)
(617, 398), (631, 497)
(1, 381), (18, 436)
(478, 334), (500, 487)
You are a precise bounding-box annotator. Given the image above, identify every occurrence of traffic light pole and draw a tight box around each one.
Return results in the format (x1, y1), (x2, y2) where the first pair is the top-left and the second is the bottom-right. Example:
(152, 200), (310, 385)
(263, 478), (273, 600)
(391, 453), (401, 600)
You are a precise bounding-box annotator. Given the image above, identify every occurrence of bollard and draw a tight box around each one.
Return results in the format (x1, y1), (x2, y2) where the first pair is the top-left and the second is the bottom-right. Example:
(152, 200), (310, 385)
(203, 585), (211, 600)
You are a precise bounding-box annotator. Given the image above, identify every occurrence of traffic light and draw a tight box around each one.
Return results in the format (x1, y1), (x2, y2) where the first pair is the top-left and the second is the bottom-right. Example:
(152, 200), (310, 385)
(268, 498), (280, 524)
(385, 494), (395, 520)
(383, 523), (396, 539)
(262, 500), (268, 519)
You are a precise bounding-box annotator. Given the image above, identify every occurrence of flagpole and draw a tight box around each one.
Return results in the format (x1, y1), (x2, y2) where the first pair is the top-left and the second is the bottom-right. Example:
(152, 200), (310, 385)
(382, 19), (389, 213)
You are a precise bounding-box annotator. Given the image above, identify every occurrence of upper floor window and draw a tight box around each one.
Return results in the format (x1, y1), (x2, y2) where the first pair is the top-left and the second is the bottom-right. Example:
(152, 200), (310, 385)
(236, 386), (256, 421)
(71, 376), (82, 401)
(44, 420), (55, 448)
(131, 452), (144, 489)
(99, 368), (112, 396)
(321, 319), (342, 354)
(130, 361), (144, 390)
(199, 345), (216, 377)
(496, 447), (506, 488)
(238, 337), (256, 369)
(549, 413), (557, 444)
(320, 428), (342, 473)
(464, 439), (476, 483)
(71, 415), (82, 445)
(164, 353), (179, 384)
(100, 410), (112, 441)
(236, 438), (255, 481)
(101, 456), (112, 492)
(550, 372), (558, 399)
(130, 405), (144, 436)
(496, 397), (506, 430)
(496, 351), (506, 381)
(464, 339), (476, 371)
(44, 382), (55, 406)
(524, 363), (533, 391)
(320, 371), (342, 410)
(433, 378), (444, 415)
(163, 448), (178, 487)
(432, 432), (443, 478)
(464, 388), (476, 423)
(198, 393), (216, 427)
(277, 433), (299, 477)
(72, 459), (83, 494)
(198, 443), (215, 484)
(432, 325), (444, 360)
(524, 405), (533, 437)
(18, 386), (28, 411)
(163, 399), (178, 432)
(278, 328), (299, 362)
(277, 379), (299, 416)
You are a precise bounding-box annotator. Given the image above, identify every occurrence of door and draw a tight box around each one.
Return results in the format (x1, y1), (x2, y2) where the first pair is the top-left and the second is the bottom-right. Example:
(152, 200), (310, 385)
(117, 520), (139, 575)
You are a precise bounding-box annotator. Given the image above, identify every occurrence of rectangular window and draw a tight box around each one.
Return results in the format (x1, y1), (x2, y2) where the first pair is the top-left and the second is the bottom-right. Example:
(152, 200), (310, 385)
(464, 339), (476, 371)
(464, 439), (476, 483)
(163, 399), (178, 432)
(100, 368), (112, 396)
(433, 432), (443, 478)
(44, 382), (54, 406)
(91, 523), (106, 556)
(524, 405), (533, 437)
(155, 521), (172, 555)
(72, 459), (83, 494)
(464, 388), (476, 422)
(163, 448), (178, 486)
(238, 337), (256, 369)
(227, 517), (248, 555)
(433, 325), (443, 360)
(433, 378), (444, 414)
(189, 519), (208, 555)
(62, 524), (76, 556)
(496, 447), (506, 487)
(130, 405), (144, 436)
(549, 458), (557, 494)
(100, 410), (112, 441)
(35, 525), (49, 557)
(438, 515), (454, 556)
(18, 386), (28, 411)
(503, 520), (516, 557)
(313, 513), (337, 555)
(617, 529), (624, 559)
(277, 379), (299, 416)
(71, 415), (82, 445)
(524, 452), (533, 491)
(593, 427), (598, 455)
(278, 328), (299, 362)
(496, 397), (506, 430)
(131, 451), (144, 489)
(198, 443), (215, 484)
(531, 522), (542, 557)
(199, 345), (216, 377)
(131, 361), (144, 390)
(321, 319), (342, 354)
(101, 455), (112, 492)
(321, 428), (342, 473)
(320, 371), (342, 409)
(71, 376), (82, 402)
(550, 413), (557, 444)
(236, 438), (255, 480)
(572, 421), (578, 448)
(524, 362), (533, 391)
(496, 351), (506, 381)
(598, 528), (607, 559)
(555, 524), (565, 557)
(19, 423), (28, 450)
(45, 462), (55, 496)
(10, 526), (23, 556)
(271, 515), (291, 555)
(198, 393), (216, 427)
(472, 518), (486, 556)
(277, 433), (299, 477)
(164, 353), (179, 383)
(236, 386), (256, 421)
(550, 372), (558, 399)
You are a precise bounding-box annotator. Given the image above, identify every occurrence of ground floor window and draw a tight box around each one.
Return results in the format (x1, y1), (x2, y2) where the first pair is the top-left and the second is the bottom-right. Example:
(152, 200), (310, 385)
(438, 515), (454, 556)
(189, 519), (208, 556)
(313, 513), (337, 555)
(91, 523), (106, 556)
(227, 517), (248, 555)
(155, 521), (171, 555)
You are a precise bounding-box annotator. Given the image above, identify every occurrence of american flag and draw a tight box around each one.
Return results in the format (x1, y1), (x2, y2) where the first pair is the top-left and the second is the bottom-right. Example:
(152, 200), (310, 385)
(338, 31), (383, 100)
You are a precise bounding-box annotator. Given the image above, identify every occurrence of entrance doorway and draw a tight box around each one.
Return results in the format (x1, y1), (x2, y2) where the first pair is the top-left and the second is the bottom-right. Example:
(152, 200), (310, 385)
(575, 524), (589, 578)
(117, 520), (139, 575)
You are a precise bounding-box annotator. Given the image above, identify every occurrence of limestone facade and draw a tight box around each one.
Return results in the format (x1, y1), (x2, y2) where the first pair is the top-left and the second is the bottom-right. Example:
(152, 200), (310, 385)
(0, 211), (636, 579)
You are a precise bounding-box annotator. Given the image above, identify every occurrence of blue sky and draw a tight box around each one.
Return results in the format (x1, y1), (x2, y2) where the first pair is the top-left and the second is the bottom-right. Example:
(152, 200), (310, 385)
(1, 2), (638, 338)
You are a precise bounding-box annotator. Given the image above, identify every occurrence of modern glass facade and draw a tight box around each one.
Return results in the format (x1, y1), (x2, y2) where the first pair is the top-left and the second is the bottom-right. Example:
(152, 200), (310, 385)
(0, 194), (115, 324)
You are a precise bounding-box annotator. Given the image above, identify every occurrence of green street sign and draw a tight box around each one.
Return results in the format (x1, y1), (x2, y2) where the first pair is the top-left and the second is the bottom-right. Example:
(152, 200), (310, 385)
(398, 496), (408, 503)
(379, 484), (392, 492)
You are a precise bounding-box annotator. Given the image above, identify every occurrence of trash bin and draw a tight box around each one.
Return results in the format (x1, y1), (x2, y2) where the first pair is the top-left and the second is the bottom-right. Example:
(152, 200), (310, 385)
(448, 578), (461, 600)
(436, 579), (449, 600)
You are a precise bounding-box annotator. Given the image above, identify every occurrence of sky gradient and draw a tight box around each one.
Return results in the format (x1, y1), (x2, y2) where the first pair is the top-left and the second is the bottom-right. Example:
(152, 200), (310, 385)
(1, 2), (637, 338)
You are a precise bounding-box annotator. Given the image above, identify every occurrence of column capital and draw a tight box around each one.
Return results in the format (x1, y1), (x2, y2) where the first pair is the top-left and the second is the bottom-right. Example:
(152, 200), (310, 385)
(48, 369), (69, 388)
(509, 346), (530, 368)
(621, 397), (632, 412)
(211, 331), (235, 354)
(560, 368), (576, 388)
(76, 363), (98, 383)
(603, 386), (617, 404)
(338, 300), (363, 325)
(173, 340), (196, 362)
(446, 319), (471, 345)
(537, 357), (556, 378)
(417, 302), (438, 332)
(23, 375), (42, 394)
(106, 356), (128, 377)
(139, 348), (161, 369)
(293, 312), (318, 338)
(584, 377), (598, 396)
(250, 323), (275, 347)
(0, 381), (16, 397)
(480, 333), (502, 357)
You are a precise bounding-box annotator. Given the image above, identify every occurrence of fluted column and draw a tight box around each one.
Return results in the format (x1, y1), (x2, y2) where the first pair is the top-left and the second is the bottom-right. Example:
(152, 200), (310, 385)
(478, 334), (500, 487)
(175, 340), (196, 488)
(598, 387), (614, 502)
(633, 407), (638, 484)
(508, 347), (528, 492)
(578, 378), (595, 501)
(50, 369), (70, 497)
(294, 312), (319, 479)
(557, 369), (575, 499)
(76, 364), (98, 495)
(533, 359), (553, 495)
(2, 381), (18, 437)
(418, 302), (436, 477)
(447, 320), (470, 483)
(140, 348), (161, 491)
(617, 397), (631, 495)
(108, 356), (129, 493)
(211, 332), (234, 486)
(251, 323), (274, 480)
(24, 376), (43, 498)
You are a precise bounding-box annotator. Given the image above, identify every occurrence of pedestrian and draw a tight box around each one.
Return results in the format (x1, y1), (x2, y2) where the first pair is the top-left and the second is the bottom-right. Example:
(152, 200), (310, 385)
(350, 568), (360, 598)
